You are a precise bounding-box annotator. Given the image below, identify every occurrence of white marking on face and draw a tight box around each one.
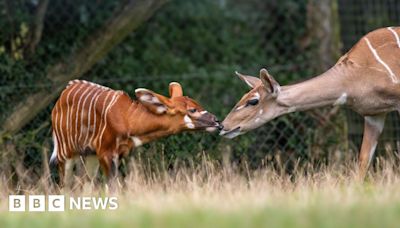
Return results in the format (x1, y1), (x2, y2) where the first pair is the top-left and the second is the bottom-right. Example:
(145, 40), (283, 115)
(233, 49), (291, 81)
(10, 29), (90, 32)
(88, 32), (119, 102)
(255, 118), (260, 123)
(365, 37), (398, 83)
(206, 127), (216, 132)
(388, 27), (400, 48)
(251, 92), (260, 100)
(259, 109), (263, 115)
(236, 105), (245, 111)
(184, 115), (195, 129)
(131, 136), (143, 147)
(333, 93), (347, 106)
(220, 129), (243, 139)
(200, 111), (208, 114)
(184, 115), (192, 123)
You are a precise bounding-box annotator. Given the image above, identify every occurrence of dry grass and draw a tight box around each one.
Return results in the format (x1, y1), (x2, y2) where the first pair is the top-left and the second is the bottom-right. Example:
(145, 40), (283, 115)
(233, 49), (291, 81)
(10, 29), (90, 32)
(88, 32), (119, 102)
(1, 155), (400, 227)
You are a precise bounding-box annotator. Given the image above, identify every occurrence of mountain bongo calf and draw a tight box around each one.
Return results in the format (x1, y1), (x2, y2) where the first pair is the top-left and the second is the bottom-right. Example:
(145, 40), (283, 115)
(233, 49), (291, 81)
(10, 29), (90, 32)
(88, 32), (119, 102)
(51, 80), (221, 186)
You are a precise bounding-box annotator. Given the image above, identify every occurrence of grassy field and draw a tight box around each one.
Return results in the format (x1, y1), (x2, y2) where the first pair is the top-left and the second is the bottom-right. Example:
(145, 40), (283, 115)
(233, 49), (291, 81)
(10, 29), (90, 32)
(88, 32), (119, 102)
(1, 158), (400, 228)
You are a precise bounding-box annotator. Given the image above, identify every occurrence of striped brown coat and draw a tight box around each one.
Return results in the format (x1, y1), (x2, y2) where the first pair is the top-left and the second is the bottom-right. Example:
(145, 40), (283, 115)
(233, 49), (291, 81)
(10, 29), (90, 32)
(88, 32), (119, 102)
(51, 80), (220, 184)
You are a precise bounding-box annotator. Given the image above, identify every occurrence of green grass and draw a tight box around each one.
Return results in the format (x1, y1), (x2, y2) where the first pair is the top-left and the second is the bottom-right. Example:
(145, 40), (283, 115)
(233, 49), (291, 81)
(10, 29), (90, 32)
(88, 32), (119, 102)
(1, 200), (400, 228)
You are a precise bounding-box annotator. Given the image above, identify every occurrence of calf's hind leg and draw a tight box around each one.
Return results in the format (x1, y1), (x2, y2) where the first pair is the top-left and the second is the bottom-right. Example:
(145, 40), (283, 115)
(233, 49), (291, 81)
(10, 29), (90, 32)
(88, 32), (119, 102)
(99, 152), (120, 189)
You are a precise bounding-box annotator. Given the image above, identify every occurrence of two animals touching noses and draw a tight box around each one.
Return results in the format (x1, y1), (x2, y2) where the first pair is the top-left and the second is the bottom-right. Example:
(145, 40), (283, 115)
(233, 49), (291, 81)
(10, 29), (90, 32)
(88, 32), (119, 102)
(52, 27), (400, 185)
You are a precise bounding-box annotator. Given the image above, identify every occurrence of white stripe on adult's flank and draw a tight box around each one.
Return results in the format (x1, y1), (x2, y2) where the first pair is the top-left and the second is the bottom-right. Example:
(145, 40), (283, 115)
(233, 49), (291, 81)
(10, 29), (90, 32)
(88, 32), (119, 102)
(98, 92), (121, 150)
(83, 88), (103, 147)
(365, 37), (398, 83)
(388, 27), (400, 48)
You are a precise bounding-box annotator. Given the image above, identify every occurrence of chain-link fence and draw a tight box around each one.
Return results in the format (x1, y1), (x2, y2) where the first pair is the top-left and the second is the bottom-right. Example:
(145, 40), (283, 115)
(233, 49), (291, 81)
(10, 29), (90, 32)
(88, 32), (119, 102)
(0, 0), (397, 179)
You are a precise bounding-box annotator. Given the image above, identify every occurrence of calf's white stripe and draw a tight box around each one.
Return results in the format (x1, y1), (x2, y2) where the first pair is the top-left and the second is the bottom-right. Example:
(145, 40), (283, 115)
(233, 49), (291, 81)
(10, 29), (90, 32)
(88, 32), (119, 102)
(89, 89), (105, 147)
(57, 98), (67, 160)
(75, 85), (92, 148)
(95, 91), (112, 147)
(54, 104), (64, 161)
(365, 38), (398, 83)
(64, 85), (75, 153)
(69, 84), (85, 151)
(83, 88), (103, 147)
(79, 88), (98, 143)
(98, 92), (120, 150)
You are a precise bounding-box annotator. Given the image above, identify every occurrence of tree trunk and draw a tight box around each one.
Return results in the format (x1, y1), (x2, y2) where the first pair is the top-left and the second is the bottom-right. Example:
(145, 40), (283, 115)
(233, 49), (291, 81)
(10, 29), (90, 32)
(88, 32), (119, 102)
(1, 0), (167, 137)
(304, 0), (341, 72)
(26, 0), (49, 57)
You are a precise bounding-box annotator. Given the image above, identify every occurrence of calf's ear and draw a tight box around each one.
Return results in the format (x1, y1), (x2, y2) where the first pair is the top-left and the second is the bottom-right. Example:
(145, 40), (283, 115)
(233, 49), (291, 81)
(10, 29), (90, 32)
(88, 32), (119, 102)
(169, 82), (183, 98)
(135, 88), (170, 114)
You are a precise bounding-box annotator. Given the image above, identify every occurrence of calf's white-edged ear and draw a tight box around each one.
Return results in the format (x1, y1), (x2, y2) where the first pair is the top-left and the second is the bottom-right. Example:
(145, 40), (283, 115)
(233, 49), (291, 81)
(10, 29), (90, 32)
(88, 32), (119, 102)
(135, 88), (168, 114)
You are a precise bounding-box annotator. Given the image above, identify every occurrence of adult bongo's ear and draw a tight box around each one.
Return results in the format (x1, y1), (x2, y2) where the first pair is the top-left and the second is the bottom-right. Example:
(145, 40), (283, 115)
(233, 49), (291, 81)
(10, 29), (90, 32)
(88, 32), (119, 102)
(135, 88), (171, 114)
(260, 68), (281, 97)
(235, 71), (261, 88)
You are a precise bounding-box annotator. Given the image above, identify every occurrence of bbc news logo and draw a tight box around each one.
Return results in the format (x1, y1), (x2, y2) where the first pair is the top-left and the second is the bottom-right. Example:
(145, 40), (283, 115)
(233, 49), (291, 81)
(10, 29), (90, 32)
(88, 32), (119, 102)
(9, 195), (118, 212)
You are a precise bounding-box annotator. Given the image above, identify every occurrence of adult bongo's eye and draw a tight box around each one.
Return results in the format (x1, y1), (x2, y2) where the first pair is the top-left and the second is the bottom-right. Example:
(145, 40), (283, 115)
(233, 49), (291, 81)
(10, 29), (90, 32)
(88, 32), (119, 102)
(189, 108), (197, 113)
(246, 99), (259, 106)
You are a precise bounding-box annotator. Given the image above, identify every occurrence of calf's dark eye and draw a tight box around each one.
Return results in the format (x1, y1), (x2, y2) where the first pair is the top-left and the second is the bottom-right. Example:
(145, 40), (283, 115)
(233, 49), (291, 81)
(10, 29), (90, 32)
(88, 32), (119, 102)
(246, 99), (259, 106)
(189, 108), (197, 113)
